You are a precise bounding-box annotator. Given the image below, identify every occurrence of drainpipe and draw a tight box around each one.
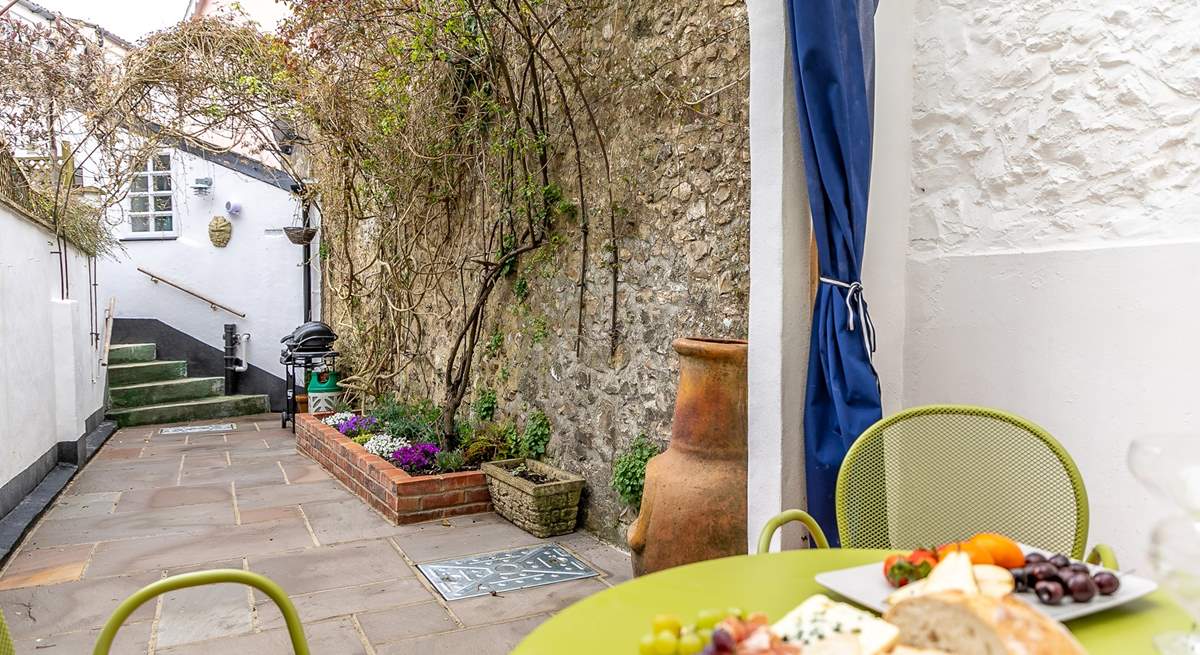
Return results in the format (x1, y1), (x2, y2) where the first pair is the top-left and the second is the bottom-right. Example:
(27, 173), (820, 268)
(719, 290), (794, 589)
(301, 199), (312, 323)
(223, 324), (238, 394)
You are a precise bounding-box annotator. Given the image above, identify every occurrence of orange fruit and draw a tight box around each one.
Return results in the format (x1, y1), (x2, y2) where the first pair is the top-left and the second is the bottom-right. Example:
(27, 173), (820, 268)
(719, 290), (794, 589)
(969, 532), (1025, 569)
(937, 541), (995, 565)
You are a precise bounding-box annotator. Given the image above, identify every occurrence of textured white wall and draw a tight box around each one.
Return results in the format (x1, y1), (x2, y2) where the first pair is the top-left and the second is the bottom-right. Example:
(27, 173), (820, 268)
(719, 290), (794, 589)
(910, 0), (1200, 256)
(899, 0), (1200, 569)
(99, 148), (314, 375)
(0, 202), (106, 488)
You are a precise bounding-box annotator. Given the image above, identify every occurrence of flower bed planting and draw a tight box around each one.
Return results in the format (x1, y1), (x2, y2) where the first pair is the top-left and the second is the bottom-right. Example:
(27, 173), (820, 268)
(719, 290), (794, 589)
(296, 413), (491, 524)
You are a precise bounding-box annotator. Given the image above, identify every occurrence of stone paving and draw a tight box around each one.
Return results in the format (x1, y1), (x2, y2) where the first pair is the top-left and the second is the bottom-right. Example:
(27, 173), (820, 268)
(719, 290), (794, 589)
(0, 414), (631, 654)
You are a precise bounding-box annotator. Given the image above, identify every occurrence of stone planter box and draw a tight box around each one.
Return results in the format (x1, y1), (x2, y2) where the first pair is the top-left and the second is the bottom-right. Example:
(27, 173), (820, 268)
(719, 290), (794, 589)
(482, 458), (584, 538)
(295, 413), (490, 524)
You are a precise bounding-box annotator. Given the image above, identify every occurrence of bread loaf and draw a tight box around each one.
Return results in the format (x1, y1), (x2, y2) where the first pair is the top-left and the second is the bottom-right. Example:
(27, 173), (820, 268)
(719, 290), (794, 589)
(883, 591), (1086, 655)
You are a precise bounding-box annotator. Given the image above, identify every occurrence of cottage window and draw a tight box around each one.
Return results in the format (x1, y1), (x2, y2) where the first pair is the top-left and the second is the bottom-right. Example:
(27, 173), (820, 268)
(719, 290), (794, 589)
(127, 153), (175, 238)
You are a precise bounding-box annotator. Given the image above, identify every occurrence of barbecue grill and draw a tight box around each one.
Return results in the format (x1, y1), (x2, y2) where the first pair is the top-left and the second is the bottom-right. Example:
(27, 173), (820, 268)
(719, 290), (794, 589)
(280, 321), (338, 430)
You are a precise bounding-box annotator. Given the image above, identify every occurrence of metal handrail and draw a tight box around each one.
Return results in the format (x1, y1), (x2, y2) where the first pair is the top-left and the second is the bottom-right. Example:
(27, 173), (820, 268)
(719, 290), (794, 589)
(100, 297), (116, 366)
(136, 267), (247, 318)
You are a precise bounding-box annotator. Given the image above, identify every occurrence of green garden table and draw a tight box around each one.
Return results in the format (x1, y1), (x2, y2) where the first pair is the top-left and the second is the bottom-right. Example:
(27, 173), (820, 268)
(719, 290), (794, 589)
(514, 549), (1191, 654)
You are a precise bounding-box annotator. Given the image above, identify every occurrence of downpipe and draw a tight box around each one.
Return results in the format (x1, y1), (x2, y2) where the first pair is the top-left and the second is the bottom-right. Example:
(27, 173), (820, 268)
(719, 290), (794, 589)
(223, 325), (251, 394)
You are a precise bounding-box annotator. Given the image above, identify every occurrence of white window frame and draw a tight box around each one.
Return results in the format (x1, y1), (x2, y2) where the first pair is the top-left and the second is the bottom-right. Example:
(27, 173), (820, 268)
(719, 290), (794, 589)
(124, 151), (177, 239)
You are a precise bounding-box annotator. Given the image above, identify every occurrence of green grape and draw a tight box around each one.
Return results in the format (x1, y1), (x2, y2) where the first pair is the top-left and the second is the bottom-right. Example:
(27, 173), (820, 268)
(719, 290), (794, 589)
(697, 628), (714, 643)
(653, 629), (679, 655)
(652, 614), (682, 636)
(695, 609), (723, 630)
(678, 632), (704, 655)
(726, 607), (744, 620)
(638, 633), (657, 655)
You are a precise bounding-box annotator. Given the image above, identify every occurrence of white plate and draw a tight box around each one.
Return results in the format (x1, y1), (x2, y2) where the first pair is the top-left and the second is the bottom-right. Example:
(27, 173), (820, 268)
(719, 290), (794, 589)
(815, 546), (1158, 622)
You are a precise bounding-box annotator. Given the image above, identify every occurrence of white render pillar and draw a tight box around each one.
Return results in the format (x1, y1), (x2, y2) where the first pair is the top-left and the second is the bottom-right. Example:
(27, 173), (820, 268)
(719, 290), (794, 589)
(746, 0), (812, 552)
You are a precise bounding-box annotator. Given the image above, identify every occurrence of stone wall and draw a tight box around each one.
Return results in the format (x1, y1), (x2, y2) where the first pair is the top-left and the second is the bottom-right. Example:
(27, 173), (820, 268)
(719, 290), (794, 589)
(910, 0), (1200, 256)
(323, 1), (750, 544)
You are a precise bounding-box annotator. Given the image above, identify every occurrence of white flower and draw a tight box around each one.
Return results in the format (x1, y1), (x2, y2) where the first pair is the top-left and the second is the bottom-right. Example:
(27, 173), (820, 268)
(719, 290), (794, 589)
(322, 411), (355, 427)
(363, 433), (411, 459)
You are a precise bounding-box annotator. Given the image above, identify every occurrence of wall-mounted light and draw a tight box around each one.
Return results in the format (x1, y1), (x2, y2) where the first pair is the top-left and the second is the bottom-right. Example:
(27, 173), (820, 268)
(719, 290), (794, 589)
(225, 200), (242, 217)
(191, 177), (213, 196)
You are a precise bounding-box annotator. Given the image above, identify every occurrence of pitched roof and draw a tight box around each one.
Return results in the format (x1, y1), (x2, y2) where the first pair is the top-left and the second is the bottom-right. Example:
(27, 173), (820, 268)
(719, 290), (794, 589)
(12, 0), (138, 51)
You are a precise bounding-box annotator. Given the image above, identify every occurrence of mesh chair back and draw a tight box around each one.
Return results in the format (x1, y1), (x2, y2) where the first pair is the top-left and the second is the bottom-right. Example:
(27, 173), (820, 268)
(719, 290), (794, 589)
(835, 405), (1088, 558)
(0, 608), (14, 655)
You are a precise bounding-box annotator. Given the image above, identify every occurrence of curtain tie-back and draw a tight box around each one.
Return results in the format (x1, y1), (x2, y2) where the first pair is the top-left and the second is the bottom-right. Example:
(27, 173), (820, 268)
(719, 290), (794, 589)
(819, 277), (877, 360)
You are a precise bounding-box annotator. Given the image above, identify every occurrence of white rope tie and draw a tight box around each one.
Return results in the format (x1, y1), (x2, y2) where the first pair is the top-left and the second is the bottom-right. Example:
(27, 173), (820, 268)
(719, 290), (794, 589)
(819, 276), (877, 362)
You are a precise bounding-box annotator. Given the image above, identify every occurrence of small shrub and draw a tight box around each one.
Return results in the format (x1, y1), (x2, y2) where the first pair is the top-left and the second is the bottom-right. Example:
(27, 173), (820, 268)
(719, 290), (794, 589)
(352, 434), (372, 445)
(463, 420), (519, 465)
(336, 414), (377, 437)
(513, 276), (529, 302)
(362, 433), (410, 459)
(520, 410), (551, 460)
(612, 434), (660, 508)
(370, 394), (440, 444)
(321, 411), (355, 427)
(435, 448), (466, 472)
(473, 388), (497, 422)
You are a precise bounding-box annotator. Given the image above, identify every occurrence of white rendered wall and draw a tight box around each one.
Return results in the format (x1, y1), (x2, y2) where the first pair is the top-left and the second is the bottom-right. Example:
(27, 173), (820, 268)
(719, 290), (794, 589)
(746, 0), (812, 552)
(902, 0), (1200, 569)
(98, 148), (316, 376)
(0, 201), (106, 488)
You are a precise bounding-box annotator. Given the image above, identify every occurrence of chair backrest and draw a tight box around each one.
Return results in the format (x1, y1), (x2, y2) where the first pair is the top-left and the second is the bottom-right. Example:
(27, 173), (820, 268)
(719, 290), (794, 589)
(0, 607), (14, 655)
(835, 405), (1089, 559)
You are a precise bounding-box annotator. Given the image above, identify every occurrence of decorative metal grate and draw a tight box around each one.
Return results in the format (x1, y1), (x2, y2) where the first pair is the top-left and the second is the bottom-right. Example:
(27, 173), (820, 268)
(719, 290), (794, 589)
(417, 544), (598, 601)
(159, 423), (237, 435)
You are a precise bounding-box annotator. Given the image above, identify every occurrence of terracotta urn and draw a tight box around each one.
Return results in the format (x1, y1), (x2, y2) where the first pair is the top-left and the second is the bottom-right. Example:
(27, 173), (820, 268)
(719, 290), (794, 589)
(627, 337), (748, 576)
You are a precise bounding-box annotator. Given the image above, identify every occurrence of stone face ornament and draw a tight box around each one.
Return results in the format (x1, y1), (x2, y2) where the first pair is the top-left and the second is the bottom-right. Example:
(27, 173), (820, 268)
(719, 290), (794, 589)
(208, 215), (232, 247)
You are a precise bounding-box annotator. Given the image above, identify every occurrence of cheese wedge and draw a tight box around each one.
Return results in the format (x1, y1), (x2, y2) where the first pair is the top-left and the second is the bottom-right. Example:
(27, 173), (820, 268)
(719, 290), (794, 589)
(772, 594), (899, 655)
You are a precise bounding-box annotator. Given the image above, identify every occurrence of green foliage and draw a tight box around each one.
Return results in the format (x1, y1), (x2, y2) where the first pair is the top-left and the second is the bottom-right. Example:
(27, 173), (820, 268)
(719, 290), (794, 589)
(473, 388), (497, 422)
(530, 316), (548, 343)
(513, 276), (529, 302)
(435, 448), (466, 472)
(462, 420), (519, 465)
(318, 241), (331, 260)
(484, 330), (503, 358)
(370, 394), (440, 444)
(612, 434), (661, 508)
(352, 433), (372, 445)
(520, 410), (551, 460)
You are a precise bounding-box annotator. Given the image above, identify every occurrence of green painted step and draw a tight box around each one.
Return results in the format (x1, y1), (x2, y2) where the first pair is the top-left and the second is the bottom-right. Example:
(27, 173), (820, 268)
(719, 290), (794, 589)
(109, 377), (224, 409)
(107, 394), (270, 427)
(107, 360), (187, 386)
(108, 343), (157, 364)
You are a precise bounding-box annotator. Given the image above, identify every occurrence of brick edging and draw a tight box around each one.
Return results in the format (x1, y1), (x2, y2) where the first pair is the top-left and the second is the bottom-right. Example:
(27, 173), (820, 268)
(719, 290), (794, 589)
(295, 413), (491, 524)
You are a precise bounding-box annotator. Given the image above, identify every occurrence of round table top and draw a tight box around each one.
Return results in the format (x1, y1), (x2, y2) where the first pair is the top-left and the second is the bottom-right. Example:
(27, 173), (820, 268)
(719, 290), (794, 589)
(513, 549), (1191, 654)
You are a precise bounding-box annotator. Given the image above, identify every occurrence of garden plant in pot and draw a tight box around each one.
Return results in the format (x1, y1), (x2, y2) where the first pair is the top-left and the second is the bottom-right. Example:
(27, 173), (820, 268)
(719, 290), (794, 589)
(481, 411), (586, 538)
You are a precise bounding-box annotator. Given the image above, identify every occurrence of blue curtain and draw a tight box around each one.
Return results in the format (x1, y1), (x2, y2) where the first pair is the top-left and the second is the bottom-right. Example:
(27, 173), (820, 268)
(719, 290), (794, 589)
(787, 0), (882, 544)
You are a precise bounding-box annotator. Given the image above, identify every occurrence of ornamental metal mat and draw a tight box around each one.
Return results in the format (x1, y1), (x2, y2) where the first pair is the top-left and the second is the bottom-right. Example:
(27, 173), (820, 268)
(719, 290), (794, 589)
(417, 544), (598, 601)
(159, 423), (237, 435)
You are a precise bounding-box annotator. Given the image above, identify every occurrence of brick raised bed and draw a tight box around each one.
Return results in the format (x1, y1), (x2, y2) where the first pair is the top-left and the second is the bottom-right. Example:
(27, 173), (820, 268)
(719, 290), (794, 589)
(295, 413), (491, 524)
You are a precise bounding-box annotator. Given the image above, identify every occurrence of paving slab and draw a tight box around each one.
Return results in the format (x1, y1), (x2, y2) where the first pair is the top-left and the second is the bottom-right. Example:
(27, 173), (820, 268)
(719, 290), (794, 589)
(85, 516), (315, 578)
(39, 491), (120, 520)
(239, 505), (303, 524)
(0, 570), (160, 638)
(558, 530), (634, 584)
(234, 479), (354, 510)
(356, 601), (457, 645)
(248, 538), (411, 599)
(391, 513), (545, 562)
(65, 461), (180, 494)
(374, 613), (550, 655)
(0, 543), (94, 590)
(155, 559), (254, 648)
(12, 621), (153, 655)
(114, 482), (233, 513)
(24, 501), (234, 548)
(180, 462), (287, 488)
(254, 578), (434, 630)
(156, 616), (369, 654)
(447, 577), (611, 627)
(300, 498), (405, 545)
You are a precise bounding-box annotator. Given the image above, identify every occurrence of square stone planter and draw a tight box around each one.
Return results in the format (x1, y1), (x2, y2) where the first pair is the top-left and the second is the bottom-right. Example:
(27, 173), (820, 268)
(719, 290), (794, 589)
(296, 413), (490, 524)
(482, 458), (585, 538)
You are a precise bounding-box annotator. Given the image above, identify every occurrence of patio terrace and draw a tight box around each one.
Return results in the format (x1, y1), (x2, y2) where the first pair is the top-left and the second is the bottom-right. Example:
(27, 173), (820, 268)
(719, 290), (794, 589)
(0, 414), (629, 653)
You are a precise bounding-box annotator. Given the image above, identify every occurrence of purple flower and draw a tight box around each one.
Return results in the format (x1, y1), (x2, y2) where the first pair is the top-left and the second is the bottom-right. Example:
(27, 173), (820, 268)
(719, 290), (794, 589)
(337, 415), (377, 437)
(392, 443), (441, 473)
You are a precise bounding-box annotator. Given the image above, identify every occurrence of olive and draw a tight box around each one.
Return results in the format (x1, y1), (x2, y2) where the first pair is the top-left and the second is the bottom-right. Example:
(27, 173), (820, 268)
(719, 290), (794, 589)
(711, 629), (736, 652)
(1067, 562), (1091, 575)
(1024, 552), (1047, 565)
(1093, 571), (1121, 595)
(1049, 554), (1071, 568)
(1066, 573), (1098, 602)
(1035, 579), (1065, 605)
(1009, 567), (1029, 592)
(1027, 561), (1060, 582)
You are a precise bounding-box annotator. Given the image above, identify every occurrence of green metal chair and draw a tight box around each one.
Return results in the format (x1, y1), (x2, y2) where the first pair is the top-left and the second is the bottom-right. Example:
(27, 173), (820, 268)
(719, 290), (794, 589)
(0, 607), (14, 655)
(757, 405), (1119, 569)
(93, 569), (310, 655)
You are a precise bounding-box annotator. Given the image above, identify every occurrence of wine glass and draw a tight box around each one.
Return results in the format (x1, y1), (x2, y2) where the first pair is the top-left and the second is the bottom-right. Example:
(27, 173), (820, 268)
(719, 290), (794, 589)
(1128, 437), (1200, 654)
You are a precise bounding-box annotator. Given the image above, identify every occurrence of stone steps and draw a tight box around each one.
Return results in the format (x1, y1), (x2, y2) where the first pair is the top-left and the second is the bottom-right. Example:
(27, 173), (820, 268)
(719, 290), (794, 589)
(107, 360), (187, 386)
(108, 343), (157, 364)
(109, 377), (224, 410)
(107, 395), (270, 428)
